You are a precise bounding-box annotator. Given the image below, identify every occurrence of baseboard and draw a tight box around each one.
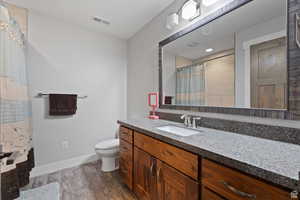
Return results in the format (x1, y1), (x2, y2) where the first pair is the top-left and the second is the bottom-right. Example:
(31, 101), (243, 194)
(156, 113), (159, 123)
(30, 153), (98, 178)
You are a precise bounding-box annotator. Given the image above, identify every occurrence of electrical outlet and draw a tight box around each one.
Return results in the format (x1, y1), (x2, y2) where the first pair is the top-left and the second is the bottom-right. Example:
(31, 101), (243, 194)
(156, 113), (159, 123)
(62, 141), (69, 149)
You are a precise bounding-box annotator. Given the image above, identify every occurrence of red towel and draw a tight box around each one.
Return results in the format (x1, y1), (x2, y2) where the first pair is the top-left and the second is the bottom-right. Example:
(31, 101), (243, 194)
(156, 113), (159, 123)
(49, 94), (77, 115)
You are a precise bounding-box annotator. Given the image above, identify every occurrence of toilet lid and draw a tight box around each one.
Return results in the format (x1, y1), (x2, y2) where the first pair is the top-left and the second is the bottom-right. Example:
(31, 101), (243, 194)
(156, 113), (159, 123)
(95, 139), (119, 150)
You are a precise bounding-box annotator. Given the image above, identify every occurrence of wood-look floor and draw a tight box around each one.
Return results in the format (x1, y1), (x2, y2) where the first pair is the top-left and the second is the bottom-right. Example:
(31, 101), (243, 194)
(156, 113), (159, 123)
(22, 161), (137, 200)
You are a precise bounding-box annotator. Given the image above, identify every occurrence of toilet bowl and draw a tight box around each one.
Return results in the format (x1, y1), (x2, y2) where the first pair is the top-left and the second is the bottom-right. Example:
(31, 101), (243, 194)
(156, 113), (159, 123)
(95, 138), (119, 172)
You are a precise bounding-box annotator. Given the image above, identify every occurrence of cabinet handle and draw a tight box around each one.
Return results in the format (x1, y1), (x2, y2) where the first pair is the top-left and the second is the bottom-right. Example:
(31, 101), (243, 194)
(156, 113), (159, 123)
(150, 161), (154, 175)
(157, 167), (162, 181)
(220, 181), (256, 199)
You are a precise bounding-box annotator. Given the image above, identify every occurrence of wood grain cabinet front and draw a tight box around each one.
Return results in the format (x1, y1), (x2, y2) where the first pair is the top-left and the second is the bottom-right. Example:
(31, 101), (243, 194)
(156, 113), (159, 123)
(120, 126), (133, 144)
(134, 147), (199, 200)
(156, 159), (199, 200)
(134, 147), (158, 200)
(119, 138), (133, 190)
(119, 126), (293, 200)
(202, 186), (227, 200)
(202, 159), (291, 200)
(134, 132), (198, 180)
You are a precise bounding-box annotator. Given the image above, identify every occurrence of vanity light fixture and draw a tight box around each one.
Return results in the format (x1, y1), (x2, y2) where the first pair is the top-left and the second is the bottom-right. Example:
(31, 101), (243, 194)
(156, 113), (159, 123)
(202, 0), (222, 6)
(205, 48), (214, 52)
(181, 0), (200, 20)
(166, 0), (201, 29)
(166, 13), (179, 30)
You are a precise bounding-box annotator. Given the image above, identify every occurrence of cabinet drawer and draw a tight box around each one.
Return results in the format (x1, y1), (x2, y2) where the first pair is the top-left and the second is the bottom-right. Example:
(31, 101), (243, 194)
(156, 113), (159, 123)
(119, 139), (133, 190)
(157, 159), (199, 200)
(134, 132), (198, 180)
(202, 186), (227, 200)
(202, 159), (290, 200)
(119, 126), (133, 143)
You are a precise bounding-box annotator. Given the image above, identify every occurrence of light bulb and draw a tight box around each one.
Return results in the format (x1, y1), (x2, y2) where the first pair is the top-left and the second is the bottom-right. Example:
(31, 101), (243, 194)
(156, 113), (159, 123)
(166, 13), (179, 30)
(203, 0), (221, 6)
(182, 0), (199, 20)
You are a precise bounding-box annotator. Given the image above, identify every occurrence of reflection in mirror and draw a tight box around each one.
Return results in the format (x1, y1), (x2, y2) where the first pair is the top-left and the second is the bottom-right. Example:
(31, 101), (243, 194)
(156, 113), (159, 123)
(162, 0), (287, 109)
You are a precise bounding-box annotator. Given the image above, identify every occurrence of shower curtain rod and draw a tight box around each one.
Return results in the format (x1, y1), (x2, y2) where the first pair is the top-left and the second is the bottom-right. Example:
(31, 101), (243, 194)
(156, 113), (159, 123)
(37, 93), (88, 99)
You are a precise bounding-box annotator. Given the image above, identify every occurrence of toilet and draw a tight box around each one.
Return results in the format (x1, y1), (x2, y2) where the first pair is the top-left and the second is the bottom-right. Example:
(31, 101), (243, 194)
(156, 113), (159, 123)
(95, 138), (120, 172)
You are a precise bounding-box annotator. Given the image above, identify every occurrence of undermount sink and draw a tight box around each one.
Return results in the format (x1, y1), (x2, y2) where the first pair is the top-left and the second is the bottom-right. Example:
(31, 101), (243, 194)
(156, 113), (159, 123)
(156, 125), (202, 137)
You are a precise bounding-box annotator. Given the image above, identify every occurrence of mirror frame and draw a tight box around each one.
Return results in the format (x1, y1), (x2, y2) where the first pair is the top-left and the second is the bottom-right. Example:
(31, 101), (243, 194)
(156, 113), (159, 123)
(159, 0), (300, 120)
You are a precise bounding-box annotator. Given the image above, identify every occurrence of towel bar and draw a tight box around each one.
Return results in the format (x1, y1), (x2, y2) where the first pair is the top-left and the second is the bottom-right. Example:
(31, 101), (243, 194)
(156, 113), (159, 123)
(37, 93), (88, 99)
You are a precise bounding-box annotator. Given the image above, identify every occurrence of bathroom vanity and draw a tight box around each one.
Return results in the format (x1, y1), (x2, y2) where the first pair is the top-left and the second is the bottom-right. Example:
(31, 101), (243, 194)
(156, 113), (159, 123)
(118, 119), (300, 200)
(118, 0), (300, 199)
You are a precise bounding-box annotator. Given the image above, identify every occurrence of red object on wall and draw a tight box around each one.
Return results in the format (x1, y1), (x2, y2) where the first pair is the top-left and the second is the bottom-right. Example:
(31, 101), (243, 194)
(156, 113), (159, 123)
(148, 93), (159, 120)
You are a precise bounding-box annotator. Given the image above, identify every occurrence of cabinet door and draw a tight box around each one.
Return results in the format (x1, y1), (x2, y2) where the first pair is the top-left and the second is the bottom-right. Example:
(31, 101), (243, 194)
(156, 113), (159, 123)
(156, 160), (199, 200)
(202, 186), (227, 200)
(134, 147), (157, 200)
(202, 159), (291, 200)
(119, 139), (133, 190)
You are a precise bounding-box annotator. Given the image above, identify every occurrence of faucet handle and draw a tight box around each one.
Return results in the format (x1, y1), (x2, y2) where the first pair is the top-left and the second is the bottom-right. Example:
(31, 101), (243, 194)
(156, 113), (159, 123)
(192, 117), (202, 128)
(180, 114), (187, 119)
(180, 114), (190, 126)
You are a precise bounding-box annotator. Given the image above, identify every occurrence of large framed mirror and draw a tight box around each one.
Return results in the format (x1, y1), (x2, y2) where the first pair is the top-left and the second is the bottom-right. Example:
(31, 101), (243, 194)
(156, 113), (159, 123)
(159, 0), (300, 120)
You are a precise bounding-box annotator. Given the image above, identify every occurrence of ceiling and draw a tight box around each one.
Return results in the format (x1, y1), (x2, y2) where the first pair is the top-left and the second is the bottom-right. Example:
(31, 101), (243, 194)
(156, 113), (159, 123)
(164, 0), (286, 60)
(6, 0), (175, 39)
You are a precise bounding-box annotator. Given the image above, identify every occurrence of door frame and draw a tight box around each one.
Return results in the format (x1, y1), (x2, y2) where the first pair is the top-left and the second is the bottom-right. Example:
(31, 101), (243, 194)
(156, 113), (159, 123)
(243, 30), (287, 108)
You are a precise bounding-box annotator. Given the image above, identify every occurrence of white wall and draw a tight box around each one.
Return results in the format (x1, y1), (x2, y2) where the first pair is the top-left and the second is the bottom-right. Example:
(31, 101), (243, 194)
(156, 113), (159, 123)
(235, 16), (286, 107)
(27, 12), (127, 166)
(127, 0), (234, 118)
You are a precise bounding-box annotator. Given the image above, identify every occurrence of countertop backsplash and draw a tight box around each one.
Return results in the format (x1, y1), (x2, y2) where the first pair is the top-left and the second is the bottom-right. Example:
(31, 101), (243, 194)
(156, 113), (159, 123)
(154, 109), (300, 145)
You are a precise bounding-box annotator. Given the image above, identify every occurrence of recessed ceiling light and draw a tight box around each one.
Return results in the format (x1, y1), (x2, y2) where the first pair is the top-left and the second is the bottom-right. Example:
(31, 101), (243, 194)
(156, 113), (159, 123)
(93, 16), (110, 25)
(203, 0), (221, 6)
(206, 48), (214, 52)
(181, 0), (200, 20)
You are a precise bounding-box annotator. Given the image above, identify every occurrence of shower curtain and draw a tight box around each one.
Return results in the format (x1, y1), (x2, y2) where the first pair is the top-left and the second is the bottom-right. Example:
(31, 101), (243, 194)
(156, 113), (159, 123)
(176, 64), (205, 106)
(0, 3), (32, 174)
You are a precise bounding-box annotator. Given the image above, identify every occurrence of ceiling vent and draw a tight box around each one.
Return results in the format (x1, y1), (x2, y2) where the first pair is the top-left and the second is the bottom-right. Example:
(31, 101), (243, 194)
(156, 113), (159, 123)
(93, 17), (110, 25)
(187, 42), (200, 48)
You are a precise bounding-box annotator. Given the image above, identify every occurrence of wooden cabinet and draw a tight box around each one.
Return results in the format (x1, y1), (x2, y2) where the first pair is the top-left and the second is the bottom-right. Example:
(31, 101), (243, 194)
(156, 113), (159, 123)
(119, 139), (133, 189)
(202, 159), (291, 200)
(120, 126), (133, 143)
(134, 147), (198, 200)
(119, 126), (133, 189)
(134, 132), (198, 180)
(156, 159), (199, 200)
(134, 147), (157, 200)
(202, 186), (227, 200)
(119, 125), (293, 200)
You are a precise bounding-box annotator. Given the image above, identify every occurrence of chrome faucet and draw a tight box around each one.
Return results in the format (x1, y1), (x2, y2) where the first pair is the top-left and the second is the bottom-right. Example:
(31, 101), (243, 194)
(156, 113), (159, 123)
(181, 115), (202, 128)
(192, 117), (202, 129)
(181, 114), (192, 127)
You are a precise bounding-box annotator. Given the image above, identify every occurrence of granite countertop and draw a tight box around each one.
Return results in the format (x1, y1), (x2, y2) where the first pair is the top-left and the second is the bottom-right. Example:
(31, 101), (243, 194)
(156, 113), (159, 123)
(118, 118), (300, 190)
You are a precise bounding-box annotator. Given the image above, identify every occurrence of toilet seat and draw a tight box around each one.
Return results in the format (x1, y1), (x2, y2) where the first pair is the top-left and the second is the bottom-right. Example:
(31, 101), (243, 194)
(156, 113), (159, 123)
(95, 138), (119, 150)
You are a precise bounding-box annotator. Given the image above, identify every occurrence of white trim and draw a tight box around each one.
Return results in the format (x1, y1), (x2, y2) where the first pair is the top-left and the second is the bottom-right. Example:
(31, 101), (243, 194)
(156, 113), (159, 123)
(30, 153), (98, 178)
(243, 30), (286, 108)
